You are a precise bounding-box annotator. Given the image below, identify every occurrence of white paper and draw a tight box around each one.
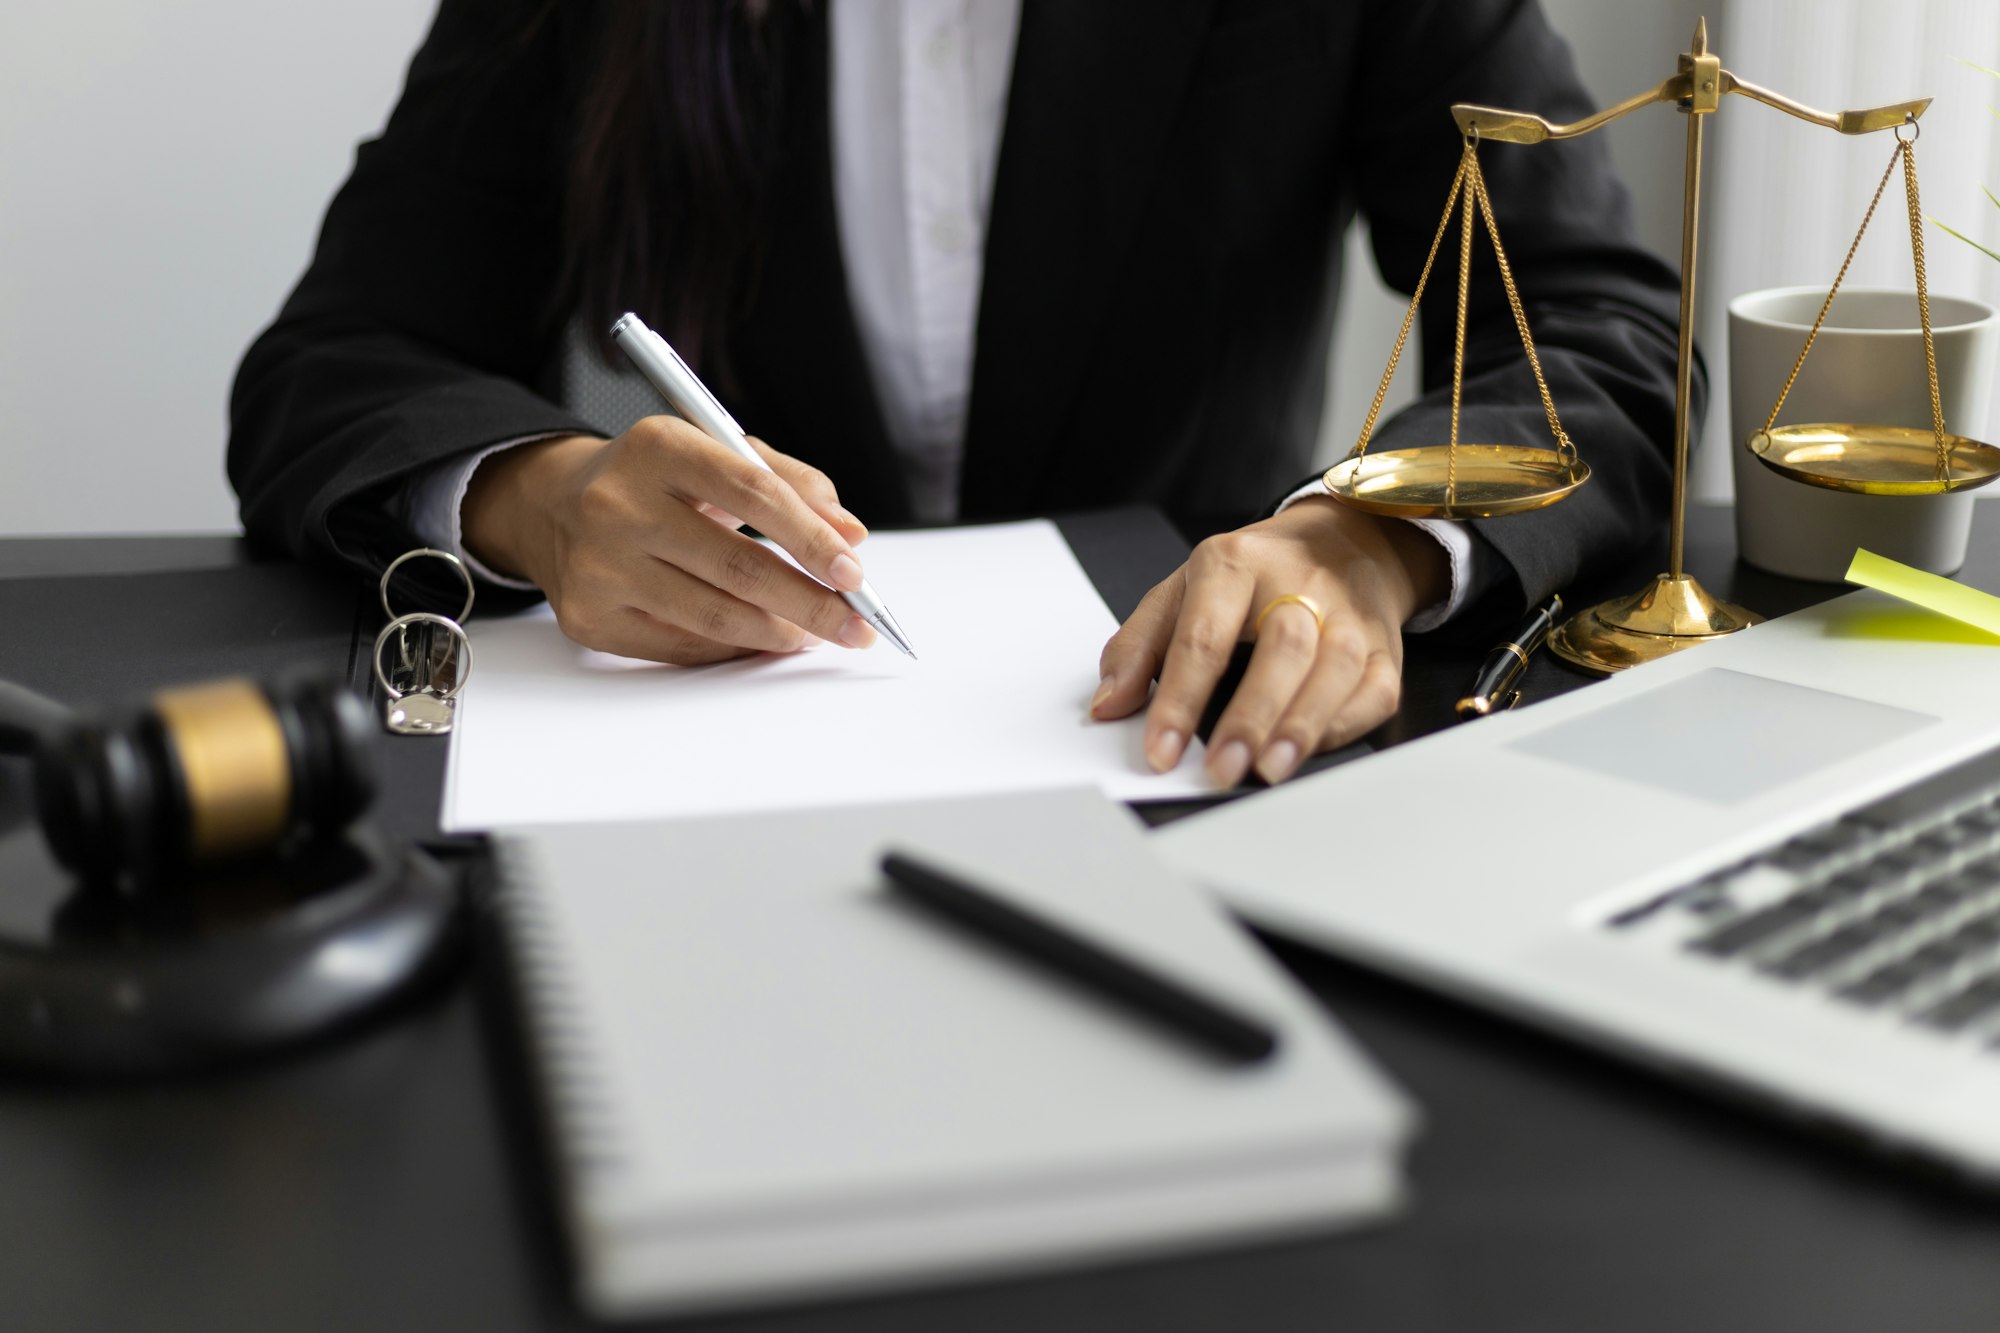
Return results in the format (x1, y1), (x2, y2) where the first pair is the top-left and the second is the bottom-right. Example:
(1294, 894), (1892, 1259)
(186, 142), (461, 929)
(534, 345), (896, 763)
(442, 520), (1208, 829)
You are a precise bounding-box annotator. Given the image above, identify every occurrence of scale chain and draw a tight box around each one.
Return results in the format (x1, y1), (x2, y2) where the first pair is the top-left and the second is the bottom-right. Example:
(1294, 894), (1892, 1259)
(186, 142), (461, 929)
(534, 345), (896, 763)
(1900, 137), (1949, 479)
(1347, 139), (1575, 480)
(1467, 152), (1577, 464)
(1762, 133), (1949, 480)
(1350, 150), (1469, 460)
(1450, 147), (1476, 500)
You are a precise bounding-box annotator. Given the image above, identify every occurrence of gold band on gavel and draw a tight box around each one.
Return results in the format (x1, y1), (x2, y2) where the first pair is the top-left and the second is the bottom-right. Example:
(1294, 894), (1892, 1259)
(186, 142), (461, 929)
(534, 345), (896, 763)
(151, 679), (291, 861)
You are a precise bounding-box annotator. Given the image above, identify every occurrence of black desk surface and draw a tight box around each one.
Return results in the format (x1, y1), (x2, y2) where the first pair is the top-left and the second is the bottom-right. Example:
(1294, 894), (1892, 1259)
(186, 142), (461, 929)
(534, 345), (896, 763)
(2, 506), (1997, 1333)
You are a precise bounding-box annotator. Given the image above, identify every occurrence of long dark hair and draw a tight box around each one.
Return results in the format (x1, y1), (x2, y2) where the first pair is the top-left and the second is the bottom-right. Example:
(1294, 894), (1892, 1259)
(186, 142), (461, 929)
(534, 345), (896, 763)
(560, 1), (799, 373)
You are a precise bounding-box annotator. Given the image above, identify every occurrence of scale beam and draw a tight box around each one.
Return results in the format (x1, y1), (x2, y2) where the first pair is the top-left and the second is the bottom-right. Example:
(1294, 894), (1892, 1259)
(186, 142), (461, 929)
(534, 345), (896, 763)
(1723, 76), (1929, 136)
(1454, 77), (1929, 145)
(1452, 7), (1926, 151)
(1453, 76), (1686, 144)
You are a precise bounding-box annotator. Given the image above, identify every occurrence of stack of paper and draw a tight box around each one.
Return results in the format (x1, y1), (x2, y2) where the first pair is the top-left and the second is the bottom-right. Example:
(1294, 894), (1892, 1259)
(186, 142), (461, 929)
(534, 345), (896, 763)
(444, 520), (1208, 830)
(496, 789), (1413, 1319)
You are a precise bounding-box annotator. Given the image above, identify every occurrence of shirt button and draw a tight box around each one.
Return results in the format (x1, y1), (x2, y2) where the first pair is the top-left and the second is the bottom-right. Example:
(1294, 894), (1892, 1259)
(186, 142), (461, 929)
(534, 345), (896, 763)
(929, 214), (974, 254)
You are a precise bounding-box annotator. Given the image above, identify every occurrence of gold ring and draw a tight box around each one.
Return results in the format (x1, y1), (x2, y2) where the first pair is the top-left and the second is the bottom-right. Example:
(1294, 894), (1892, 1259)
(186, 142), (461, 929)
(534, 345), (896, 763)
(1254, 594), (1324, 638)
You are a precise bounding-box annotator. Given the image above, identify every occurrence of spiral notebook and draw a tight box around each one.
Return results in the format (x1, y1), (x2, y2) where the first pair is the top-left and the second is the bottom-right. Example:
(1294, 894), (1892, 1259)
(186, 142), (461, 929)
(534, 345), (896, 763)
(495, 789), (1413, 1320)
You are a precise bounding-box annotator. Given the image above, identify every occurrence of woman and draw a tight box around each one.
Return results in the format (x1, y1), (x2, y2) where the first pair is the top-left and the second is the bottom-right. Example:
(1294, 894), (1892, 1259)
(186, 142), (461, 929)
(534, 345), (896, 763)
(229, 0), (1687, 787)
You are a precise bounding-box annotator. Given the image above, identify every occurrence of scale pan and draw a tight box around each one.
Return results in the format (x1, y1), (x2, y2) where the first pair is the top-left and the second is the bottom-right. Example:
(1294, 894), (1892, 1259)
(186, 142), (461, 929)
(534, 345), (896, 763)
(1748, 424), (2000, 496)
(1323, 445), (1589, 519)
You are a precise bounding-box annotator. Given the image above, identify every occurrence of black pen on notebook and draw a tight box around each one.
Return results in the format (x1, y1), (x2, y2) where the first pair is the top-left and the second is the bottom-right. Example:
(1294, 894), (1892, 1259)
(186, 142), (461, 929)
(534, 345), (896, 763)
(880, 850), (1279, 1064)
(609, 312), (917, 659)
(1455, 593), (1563, 720)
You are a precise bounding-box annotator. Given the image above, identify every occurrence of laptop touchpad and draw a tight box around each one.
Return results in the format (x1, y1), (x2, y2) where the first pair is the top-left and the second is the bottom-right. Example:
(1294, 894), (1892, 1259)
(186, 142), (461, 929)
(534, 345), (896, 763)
(1508, 667), (1937, 805)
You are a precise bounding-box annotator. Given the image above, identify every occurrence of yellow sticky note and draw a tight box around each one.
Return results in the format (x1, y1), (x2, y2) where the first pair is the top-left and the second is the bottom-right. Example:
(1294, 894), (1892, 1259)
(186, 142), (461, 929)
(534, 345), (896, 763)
(1845, 548), (2000, 640)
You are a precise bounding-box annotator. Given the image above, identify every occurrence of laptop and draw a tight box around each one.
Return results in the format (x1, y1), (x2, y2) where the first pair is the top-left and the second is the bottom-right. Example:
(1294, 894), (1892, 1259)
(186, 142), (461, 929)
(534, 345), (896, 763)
(1155, 585), (2000, 1181)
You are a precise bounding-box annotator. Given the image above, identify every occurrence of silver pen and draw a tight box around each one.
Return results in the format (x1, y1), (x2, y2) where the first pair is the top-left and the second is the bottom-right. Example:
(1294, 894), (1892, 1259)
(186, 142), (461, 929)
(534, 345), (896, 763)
(609, 312), (917, 659)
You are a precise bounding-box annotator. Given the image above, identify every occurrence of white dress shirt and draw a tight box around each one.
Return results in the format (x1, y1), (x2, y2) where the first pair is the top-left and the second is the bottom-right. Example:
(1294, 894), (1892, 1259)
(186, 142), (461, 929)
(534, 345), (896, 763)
(413, 0), (1483, 626)
(830, 0), (1019, 523)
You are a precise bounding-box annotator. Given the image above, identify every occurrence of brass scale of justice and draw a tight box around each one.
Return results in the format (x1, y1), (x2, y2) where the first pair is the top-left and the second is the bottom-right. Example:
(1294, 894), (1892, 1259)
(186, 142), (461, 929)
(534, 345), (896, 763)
(1325, 18), (2000, 673)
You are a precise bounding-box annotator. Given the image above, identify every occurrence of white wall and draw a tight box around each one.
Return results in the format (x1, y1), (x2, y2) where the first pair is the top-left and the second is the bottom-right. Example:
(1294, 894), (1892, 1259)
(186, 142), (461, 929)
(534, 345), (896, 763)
(0, 1), (434, 536)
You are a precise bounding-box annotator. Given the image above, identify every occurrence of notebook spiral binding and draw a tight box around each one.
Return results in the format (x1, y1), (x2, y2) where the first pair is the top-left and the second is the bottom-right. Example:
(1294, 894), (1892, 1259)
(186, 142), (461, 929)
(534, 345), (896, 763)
(492, 839), (629, 1180)
(373, 548), (476, 737)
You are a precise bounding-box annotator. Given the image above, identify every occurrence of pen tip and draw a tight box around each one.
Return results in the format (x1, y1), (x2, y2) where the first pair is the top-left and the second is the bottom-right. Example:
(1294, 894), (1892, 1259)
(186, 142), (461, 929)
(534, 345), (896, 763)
(873, 609), (917, 660)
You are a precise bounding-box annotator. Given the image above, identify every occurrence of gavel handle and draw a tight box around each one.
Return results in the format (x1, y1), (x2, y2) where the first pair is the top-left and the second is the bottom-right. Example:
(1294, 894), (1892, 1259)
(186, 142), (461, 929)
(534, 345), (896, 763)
(0, 679), (73, 756)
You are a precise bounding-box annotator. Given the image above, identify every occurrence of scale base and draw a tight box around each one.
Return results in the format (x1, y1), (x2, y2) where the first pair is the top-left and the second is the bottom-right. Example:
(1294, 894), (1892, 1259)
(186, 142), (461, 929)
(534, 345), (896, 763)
(1549, 573), (1763, 674)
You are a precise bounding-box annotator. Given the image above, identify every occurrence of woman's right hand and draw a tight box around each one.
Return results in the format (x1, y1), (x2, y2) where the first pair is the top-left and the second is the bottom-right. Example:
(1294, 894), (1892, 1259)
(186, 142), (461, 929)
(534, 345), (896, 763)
(460, 416), (880, 664)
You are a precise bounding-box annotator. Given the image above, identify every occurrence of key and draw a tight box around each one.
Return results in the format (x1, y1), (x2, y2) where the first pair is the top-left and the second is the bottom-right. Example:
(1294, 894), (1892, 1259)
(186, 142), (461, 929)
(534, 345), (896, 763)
(385, 691), (455, 736)
(1838, 960), (1928, 1007)
(1688, 896), (1825, 959)
(1916, 975), (2000, 1033)
(1761, 919), (1897, 981)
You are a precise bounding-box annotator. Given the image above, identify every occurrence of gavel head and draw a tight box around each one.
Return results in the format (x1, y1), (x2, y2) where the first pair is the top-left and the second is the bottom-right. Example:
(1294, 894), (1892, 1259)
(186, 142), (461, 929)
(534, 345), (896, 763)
(32, 675), (375, 890)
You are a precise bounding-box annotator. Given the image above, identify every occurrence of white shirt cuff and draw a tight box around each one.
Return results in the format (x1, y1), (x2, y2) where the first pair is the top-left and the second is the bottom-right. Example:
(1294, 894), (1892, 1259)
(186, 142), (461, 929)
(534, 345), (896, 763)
(406, 436), (572, 591)
(1274, 478), (1482, 632)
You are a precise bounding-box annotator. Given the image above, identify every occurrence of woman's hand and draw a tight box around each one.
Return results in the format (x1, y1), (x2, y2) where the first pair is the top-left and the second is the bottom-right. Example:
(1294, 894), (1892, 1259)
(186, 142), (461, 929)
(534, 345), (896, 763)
(1091, 497), (1449, 787)
(460, 417), (879, 663)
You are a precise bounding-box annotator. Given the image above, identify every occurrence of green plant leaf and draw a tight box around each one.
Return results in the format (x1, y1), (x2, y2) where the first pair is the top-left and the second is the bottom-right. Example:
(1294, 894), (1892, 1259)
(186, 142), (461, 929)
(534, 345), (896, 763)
(1954, 57), (2000, 80)
(1932, 216), (2000, 264)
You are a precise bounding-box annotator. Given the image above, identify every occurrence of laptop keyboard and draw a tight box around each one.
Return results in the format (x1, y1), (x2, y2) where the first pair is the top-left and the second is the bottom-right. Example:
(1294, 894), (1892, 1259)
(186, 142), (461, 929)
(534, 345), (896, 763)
(1606, 741), (2000, 1049)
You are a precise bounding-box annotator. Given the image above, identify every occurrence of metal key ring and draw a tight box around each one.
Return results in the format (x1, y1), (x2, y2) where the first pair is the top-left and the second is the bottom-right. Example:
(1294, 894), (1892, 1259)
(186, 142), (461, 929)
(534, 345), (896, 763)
(373, 612), (474, 702)
(380, 548), (475, 624)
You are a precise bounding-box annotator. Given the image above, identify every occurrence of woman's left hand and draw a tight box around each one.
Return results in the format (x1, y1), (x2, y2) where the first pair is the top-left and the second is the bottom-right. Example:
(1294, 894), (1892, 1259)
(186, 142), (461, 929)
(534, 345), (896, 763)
(1091, 496), (1449, 787)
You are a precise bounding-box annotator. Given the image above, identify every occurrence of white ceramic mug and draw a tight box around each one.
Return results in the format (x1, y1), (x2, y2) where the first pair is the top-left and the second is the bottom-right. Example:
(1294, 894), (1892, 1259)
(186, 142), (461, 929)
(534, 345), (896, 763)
(1727, 286), (1998, 581)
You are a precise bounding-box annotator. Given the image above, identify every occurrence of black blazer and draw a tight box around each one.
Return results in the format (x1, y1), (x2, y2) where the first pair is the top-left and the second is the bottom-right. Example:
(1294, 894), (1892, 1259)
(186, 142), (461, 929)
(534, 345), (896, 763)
(229, 0), (1692, 620)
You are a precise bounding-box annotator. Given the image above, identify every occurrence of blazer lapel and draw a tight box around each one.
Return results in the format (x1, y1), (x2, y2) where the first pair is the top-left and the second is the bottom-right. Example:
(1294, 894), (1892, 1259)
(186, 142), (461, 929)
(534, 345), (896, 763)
(732, 3), (914, 525)
(959, 0), (1218, 519)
